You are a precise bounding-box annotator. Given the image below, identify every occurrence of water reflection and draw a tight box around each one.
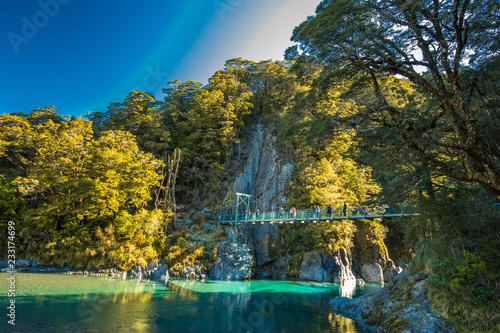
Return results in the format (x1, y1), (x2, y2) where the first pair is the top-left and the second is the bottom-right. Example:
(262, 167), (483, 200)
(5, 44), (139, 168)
(0, 273), (378, 332)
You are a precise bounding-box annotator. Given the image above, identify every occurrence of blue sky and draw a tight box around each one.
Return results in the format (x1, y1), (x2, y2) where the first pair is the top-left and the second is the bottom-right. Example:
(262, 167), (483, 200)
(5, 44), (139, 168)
(1, 0), (319, 117)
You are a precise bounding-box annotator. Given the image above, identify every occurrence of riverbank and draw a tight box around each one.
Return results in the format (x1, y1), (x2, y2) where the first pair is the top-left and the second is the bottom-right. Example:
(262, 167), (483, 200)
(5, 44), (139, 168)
(330, 269), (456, 332)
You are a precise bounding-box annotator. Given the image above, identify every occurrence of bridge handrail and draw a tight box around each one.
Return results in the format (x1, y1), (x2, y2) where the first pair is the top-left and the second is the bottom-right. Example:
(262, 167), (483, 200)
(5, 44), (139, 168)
(213, 202), (420, 223)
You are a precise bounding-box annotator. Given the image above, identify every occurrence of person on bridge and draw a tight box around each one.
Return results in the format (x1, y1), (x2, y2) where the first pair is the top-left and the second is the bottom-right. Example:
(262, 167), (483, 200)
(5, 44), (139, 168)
(279, 207), (284, 219)
(343, 202), (347, 216)
(327, 205), (332, 217)
(290, 207), (296, 219)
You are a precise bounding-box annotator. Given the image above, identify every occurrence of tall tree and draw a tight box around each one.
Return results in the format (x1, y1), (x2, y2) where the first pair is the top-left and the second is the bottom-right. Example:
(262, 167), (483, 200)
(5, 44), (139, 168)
(88, 91), (169, 156)
(291, 0), (500, 199)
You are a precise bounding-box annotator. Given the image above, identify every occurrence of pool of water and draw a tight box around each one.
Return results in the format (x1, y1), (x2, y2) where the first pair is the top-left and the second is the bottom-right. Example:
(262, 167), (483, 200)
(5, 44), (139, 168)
(0, 273), (379, 332)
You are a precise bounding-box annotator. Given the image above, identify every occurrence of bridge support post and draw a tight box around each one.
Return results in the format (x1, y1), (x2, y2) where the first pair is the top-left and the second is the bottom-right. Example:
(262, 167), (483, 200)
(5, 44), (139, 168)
(234, 192), (252, 245)
(233, 201), (238, 245)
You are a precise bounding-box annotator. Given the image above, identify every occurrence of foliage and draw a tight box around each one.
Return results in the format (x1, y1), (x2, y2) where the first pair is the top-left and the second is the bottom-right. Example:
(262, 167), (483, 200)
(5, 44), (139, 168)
(222, 58), (297, 122)
(88, 91), (169, 156)
(291, 0), (500, 199)
(318, 220), (357, 254)
(164, 228), (205, 274)
(353, 219), (390, 265)
(277, 83), (381, 207)
(0, 109), (166, 269)
(399, 199), (500, 331)
(283, 220), (357, 256)
(162, 72), (252, 205)
(428, 252), (499, 331)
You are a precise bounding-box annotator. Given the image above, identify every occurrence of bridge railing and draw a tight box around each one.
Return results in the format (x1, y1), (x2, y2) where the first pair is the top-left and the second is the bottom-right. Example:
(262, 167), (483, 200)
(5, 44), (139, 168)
(213, 203), (419, 223)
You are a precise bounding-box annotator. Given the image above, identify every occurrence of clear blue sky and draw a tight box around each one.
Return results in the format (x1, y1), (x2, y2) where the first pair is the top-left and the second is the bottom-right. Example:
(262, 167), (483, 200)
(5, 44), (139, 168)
(1, 0), (318, 117)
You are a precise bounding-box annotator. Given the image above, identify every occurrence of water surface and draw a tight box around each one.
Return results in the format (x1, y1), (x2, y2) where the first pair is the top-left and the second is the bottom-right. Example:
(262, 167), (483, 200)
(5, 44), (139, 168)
(0, 273), (378, 332)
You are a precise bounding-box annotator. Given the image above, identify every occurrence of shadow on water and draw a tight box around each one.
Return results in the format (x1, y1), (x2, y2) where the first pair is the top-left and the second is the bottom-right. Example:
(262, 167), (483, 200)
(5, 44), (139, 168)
(0, 273), (378, 332)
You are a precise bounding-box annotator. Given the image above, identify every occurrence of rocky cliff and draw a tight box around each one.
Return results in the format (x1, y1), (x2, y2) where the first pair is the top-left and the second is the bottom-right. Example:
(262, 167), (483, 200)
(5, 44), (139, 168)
(230, 124), (292, 211)
(209, 125), (404, 284)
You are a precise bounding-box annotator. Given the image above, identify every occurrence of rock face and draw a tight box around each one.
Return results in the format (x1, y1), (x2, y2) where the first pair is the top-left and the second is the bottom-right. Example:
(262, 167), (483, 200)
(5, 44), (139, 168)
(330, 248), (357, 285)
(330, 270), (456, 333)
(361, 263), (384, 284)
(299, 251), (328, 282)
(128, 261), (206, 282)
(383, 261), (403, 282)
(130, 261), (170, 283)
(231, 124), (292, 211)
(253, 223), (284, 266)
(209, 243), (253, 280)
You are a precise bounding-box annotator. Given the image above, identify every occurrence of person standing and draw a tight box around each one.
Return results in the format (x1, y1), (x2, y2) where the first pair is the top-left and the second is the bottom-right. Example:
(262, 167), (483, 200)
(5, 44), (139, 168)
(327, 205), (332, 217)
(279, 206), (284, 219)
(290, 207), (296, 219)
(343, 202), (347, 216)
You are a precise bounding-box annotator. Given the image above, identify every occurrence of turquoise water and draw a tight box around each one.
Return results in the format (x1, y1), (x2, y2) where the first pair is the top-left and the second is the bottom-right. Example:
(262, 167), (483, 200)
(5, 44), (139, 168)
(0, 273), (379, 332)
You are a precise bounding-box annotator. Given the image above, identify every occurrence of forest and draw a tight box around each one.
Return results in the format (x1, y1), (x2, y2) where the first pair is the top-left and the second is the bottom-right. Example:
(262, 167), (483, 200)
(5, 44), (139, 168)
(1, 0), (499, 331)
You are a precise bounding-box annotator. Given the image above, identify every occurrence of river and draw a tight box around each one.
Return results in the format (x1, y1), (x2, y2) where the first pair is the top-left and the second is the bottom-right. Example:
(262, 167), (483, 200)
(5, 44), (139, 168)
(0, 273), (379, 332)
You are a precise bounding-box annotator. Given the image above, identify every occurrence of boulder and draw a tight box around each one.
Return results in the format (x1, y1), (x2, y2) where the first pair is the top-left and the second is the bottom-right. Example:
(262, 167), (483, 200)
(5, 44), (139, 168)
(128, 265), (142, 279)
(383, 261), (403, 282)
(15, 259), (33, 267)
(411, 280), (427, 300)
(330, 271), (456, 333)
(136, 261), (170, 283)
(209, 242), (253, 280)
(299, 251), (328, 282)
(361, 263), (384, 284)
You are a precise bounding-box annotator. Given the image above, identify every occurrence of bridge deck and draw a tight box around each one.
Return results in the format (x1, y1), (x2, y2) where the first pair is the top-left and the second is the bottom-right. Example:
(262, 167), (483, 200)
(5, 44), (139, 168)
(216, 213), (418, 224)
(211, 203), (420, 224)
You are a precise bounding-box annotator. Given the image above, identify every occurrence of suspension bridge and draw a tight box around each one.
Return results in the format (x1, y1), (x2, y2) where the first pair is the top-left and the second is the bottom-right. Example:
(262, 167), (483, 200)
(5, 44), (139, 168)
(214, 202), (419, 225)
(208, 193), (420, 244)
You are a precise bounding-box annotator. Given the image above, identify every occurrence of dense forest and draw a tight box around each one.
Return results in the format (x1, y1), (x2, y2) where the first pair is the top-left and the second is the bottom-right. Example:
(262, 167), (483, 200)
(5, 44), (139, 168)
(1, 0), (499, 331)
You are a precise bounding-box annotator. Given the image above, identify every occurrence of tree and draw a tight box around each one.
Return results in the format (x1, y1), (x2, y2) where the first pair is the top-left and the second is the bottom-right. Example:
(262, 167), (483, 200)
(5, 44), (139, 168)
(0, 110), (164, 246)
(223, 58), (296, 120)
(88, 91), (169, 157)
(291, 0), (500, 199)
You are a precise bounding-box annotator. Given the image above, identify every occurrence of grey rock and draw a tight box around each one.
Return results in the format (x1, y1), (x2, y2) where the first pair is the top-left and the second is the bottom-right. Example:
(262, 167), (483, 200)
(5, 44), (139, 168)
(141, 261), (170, 283)
(331, 271), (455, 333)
(299, 251), (328, 282)
(322, 248), (357, 284)
(230, 125), (293, 214)
(209, 242), (253, 280)
(15, 259), (33, 267)
(383, 261), (403, 282)
(411, 280), (428, 300)
(253, 223), (284, 266)
(128, 266), (142, 279)
(361, 263), (384, 284)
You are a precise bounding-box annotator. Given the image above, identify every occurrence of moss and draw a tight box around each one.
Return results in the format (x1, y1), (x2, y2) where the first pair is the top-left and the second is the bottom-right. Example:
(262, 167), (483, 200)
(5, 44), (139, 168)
(354, 219), (390, 266)
(427, 252), (500, 332)
(285, 252), (307, 278)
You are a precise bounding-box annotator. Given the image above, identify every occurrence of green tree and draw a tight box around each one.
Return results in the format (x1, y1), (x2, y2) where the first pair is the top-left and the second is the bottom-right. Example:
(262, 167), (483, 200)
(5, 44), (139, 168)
(88, 91), (169, 156)
(291, 0), (500, 199)
(161, 73), (252, 202)
(0, 110), (165, 269)
(223, 58), (296, 121)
